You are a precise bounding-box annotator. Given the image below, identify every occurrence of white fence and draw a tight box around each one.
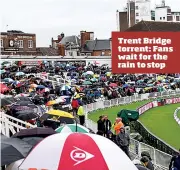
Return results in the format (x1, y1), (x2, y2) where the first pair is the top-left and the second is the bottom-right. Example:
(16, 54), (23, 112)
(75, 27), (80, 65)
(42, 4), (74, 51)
(174, 107), (180, 126)
(83, 90), (180, 170)
(0, 112), (36, 137)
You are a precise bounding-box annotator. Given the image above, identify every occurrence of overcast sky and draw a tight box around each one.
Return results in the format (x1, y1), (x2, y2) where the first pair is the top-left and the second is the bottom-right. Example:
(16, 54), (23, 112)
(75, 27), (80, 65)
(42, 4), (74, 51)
(0, 0), (179, 47)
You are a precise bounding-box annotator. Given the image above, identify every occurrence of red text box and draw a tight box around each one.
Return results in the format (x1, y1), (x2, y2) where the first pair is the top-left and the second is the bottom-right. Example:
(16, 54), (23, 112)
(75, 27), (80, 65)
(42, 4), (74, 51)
(112, 32), (180, 73)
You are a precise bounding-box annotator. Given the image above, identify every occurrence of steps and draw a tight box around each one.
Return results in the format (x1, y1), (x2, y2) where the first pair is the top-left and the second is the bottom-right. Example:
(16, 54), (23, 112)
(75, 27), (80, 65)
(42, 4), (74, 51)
(0, 112), (36, 137)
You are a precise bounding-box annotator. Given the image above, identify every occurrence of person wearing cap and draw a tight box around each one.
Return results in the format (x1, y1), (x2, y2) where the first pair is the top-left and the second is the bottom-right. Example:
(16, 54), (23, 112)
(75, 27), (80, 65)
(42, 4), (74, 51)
(116, 126), (130, 158)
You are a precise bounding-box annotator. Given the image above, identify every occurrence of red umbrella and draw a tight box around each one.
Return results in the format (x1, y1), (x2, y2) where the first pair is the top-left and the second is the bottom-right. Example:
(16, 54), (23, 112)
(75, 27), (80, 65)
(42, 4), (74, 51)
(0, 83), (9, 93)
(109, 83), (118, 87)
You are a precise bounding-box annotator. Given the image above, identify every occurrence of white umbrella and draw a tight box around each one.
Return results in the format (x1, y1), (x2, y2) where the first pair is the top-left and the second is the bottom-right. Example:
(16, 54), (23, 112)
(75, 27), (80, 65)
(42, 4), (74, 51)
(5, 159), (24, 170)
(86, 71), (94, 75)
(19, 133), (138, 170)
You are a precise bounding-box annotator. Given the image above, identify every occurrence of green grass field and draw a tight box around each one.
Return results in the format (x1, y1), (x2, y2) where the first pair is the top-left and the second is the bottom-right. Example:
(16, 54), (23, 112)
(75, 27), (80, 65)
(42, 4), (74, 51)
(177, 110), (180, 119)
(88, 101), (180, 150)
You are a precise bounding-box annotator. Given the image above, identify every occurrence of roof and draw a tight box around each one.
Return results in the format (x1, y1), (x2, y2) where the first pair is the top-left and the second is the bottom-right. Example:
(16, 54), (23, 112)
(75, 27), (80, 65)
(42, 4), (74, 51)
(1, 30), (35, 36)
(59, 36), (80, 46)
(36, 47), (59, 56)
(81, 39), (111, 52)
(125, 21), (180, 32)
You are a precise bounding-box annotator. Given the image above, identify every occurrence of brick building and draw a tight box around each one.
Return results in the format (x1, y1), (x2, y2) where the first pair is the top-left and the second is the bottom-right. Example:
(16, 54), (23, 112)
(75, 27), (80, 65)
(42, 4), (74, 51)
(57, 30), (111, 56)
(0, 30), (39, 55)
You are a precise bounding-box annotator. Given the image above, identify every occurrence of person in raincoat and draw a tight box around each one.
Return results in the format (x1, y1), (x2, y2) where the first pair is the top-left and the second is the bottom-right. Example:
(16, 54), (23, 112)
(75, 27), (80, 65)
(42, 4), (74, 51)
(77, 103), (85, 125)
(112, 117), (124, 135)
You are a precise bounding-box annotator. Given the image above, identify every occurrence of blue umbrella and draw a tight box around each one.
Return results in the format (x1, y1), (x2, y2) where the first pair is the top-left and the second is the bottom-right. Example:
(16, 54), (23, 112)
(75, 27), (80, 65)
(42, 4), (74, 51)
(37, 85), (46, 89)
(16, 72), (25, 76)
(123, 84), (129, 88)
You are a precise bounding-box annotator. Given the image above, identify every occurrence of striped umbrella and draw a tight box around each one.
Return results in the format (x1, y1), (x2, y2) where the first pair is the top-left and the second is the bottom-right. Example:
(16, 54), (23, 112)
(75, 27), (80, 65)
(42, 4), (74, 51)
(56, 124), (90, 133)
(19, 133), (137, 170)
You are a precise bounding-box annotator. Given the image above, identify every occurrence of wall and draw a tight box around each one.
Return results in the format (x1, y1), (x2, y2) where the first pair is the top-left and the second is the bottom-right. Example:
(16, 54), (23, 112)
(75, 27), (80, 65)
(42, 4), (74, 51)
(155, 7), (167, 21)
(135, 0), (151, 22)
(92, 50), (111, 56)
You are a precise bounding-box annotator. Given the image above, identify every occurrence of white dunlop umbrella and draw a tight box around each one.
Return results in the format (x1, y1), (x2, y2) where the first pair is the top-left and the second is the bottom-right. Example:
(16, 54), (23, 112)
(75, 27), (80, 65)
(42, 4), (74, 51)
(19, 133), (138, 170)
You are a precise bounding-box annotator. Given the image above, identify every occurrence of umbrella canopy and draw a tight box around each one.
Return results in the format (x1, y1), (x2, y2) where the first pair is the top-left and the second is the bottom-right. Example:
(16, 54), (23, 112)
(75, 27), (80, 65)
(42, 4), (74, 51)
(1, 98), (13, 106)
(83, 80), (92, 85)
(36, 85), (46, 89)
(1, 137), (32, 166)
(56, 124), (90, 133)
(48, 109), (74, 118)
(21, 137), (43, 146)
(3, 78), (14, 83)
(12, 127), (56, 138)
(15, 72), (25, 76)
(5, 159), (24, 170)
(0, 83), (9, 93)
(0, 69), (6, 74)
(46, 100), (57, 106)
(16, 111), (39, 121)
(109, 83), (118, 87)
(86, 71), (94, 75)
(19, 133), (137, 170)
(61, 85), (71, 91)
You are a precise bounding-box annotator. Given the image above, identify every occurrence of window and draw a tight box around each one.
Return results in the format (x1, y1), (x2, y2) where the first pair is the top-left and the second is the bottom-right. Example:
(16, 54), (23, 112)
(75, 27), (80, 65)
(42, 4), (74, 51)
(136, 19), (139, 23)
(0, 39), (3, 48)
(81, 53), (85, 56)
(160, 17), (162, 20)
(69, 51), (73, 56)
(135, 6), (138, 10)
(28, 40), (33, 48)
(86, 53), (91, 56)
(163, 17), (165, 20)
(18, 40), (23, 48)
(101, 51), (105, 56)
(136, 13), (139, 16)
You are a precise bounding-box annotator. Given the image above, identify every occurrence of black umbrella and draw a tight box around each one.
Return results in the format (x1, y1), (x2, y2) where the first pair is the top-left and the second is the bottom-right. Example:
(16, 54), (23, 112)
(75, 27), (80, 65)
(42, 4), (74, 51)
(16, 110), (39, 121)
(1, 98), (13, 106)
(21, 137), (43, 146)
(12, 127), (56, 138)
(1, 137), (32, 166)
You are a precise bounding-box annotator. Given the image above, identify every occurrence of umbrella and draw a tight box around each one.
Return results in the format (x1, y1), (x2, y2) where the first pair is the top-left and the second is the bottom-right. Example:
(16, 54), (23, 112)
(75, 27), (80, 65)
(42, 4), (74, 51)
(30, 83), (38, 88)
(3, 78), (14, 83)
(109, 83), (118, 87)
(0, 83), (9, 93)
(16, 110), (39, 121)
(21, 137), (43, 146)
(61, 85), (71, 91)
(48, 110), (74, 118)
(46, 100), (57, 106)
(83, 81), (92, 85)
(91, 78), (98, 82)
(15, 72), (25, 76)
(12, 127), (56, 138)
(19, 133), (137, 170)
(36, 85), (46, 89)
(56, 124), (90, 133)
(4, 159), (24, 170)
(1, 137), (32, 166)
(0, 69), (6, 74)
(55, 97), (66, 103)
(86, 71), (94, 75)
(1, 98), (13, 106)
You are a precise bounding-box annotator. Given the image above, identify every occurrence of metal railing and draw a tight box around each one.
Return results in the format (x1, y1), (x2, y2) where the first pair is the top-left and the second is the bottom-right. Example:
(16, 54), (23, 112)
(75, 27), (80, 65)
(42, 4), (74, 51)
(174, 107), (180, 126)
(83, 90), (180, 169)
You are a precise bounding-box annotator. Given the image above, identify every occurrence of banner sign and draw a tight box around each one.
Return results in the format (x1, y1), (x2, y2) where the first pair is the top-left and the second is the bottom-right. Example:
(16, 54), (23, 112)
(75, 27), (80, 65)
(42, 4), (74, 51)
(138, 97), (180, 115)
